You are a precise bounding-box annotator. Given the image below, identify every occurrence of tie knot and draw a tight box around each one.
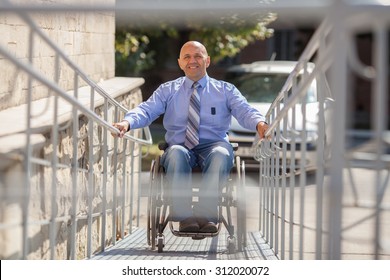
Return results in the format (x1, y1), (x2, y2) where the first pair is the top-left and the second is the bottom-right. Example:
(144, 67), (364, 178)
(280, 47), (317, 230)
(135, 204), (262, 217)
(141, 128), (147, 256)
(192, 82), (200, 89)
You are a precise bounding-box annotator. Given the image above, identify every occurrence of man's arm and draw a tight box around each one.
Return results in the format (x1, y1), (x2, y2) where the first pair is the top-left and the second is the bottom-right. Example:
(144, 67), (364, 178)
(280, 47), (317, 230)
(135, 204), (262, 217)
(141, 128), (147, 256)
(111, 83), (168, 138)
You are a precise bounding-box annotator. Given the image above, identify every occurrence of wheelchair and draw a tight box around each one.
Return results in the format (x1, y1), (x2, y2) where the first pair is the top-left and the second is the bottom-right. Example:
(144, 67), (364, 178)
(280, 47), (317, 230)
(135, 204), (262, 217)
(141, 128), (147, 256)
(147, 142), (247, 253)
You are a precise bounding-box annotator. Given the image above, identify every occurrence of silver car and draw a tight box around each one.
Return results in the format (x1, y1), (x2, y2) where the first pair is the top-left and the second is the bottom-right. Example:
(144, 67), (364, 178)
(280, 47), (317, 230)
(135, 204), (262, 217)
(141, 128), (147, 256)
(226, 60), (318, 170)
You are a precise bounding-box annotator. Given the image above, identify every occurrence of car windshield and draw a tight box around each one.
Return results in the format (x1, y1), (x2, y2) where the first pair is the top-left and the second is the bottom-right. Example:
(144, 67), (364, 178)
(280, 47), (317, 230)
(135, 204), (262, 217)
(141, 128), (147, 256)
(226, 72), (317, 103)
(226, 72), (287, 103)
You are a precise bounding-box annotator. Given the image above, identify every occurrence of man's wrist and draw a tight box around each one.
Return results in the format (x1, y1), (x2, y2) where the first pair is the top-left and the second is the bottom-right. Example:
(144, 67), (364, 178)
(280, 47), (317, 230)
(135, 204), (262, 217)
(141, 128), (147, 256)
(121, 120), (131, 132)
(256, 121), (267, 130)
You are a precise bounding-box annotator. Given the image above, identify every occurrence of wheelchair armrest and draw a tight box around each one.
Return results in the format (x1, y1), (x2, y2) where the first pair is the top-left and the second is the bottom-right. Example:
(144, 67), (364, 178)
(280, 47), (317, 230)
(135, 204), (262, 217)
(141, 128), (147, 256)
(230, 142), (239, 151)
(158, 142), (169, 151)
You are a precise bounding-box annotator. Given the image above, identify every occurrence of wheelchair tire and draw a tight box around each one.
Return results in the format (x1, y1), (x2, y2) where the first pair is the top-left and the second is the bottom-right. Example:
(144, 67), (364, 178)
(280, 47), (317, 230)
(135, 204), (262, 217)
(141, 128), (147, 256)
(147, 156), (163, 250)
(157, 236), (164, 253)
(146, 159), (155, 247)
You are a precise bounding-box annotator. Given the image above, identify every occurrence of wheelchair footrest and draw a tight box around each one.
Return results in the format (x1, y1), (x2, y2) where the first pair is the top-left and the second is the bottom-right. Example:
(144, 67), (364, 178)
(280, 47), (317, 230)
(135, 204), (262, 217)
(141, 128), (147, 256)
(171, 230), (220, 238)
(169, 221), (221, 238)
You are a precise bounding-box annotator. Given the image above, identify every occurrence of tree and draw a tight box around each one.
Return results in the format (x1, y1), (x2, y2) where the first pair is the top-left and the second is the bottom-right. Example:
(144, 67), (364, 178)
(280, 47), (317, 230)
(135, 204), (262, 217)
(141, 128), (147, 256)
(115, 12), (276, 76)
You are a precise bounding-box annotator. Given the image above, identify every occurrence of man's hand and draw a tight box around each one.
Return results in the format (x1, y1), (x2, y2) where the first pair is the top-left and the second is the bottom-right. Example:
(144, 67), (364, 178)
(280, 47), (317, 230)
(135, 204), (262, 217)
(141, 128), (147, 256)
(256, 121), (269, 140)
(112, 121), (130, 138)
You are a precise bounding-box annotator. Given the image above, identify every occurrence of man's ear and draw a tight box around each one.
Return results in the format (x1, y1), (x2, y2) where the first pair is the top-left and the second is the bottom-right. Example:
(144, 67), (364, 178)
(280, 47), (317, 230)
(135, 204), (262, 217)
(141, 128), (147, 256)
(206, 56), (211, 68)
(177, 58), (183, 70)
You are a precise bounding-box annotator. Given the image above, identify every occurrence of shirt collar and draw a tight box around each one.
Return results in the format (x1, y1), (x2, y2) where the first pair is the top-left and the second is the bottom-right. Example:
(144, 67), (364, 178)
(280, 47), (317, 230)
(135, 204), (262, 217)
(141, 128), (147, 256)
(184, 75), (208, 89)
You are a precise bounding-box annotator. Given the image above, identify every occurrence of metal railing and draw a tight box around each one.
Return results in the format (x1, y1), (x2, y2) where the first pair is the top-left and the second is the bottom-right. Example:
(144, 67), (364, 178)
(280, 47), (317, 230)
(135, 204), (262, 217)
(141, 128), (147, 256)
(0, 0), (152, 260)
(254, 1), (389, 260)
(2, 0), (389, 261)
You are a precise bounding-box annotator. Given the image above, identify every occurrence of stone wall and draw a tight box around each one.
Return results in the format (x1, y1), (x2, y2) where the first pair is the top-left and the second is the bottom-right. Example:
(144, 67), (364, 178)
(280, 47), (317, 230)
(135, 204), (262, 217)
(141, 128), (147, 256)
(0, 0), (115, 110)
(0, 1), (147, 259)
(0, 80), (144, 260)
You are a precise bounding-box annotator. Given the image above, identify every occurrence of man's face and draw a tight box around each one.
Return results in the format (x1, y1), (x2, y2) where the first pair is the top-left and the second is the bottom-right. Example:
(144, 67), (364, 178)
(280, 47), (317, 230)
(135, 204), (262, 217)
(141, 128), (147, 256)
(178, 42), (210, 81)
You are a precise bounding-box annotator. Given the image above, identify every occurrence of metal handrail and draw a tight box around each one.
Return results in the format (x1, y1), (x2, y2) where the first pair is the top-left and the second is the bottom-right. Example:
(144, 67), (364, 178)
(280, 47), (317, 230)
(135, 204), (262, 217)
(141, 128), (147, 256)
(263, 18), (332, 133)
(0, 0), (152, 145)
(0, 43), (152, 145)
(0, 1), (153, 260)
(254, 1), (390, 260)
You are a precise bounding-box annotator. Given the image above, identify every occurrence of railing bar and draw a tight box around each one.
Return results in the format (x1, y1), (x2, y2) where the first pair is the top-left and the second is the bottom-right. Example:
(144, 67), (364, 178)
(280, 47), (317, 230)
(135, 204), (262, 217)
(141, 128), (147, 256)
(22, 26), (35, 260)
(272, 109), (277, 250)
(269, 142), (272, 245)
(70, 73), (79, 260)
(265, 142), (270, 242)
(129, 132), (135, 234)
(121, 139), (128, 238)
(298, 87), (307, 260)
(327, 7), (348, 258)
(280, 91), (289, 259)
(3, 1), (390, 15)
(373, 24), (388, 259)
(289, 101), (297, 260)
(112, 106), (119, 246)
(258, 159), (263, 232)
(29, 158), (93, 174)
(274, 103), (281, 256)
(101, 99), (109, 251)
(87, 86), (95, 258)
(136, 130), (143, 227)
(262, 149), (268, 238)
(49, 53), (60, 260)
(315, 37), (327, 259)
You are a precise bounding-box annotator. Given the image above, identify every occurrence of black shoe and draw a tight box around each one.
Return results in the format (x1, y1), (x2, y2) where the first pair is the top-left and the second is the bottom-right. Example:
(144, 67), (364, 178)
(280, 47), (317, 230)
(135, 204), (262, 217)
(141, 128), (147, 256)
(192, 236), (206, 240)
(199, 222), (218, 233)
(197, 217), (218, 233)
(179, 217), (199, 232)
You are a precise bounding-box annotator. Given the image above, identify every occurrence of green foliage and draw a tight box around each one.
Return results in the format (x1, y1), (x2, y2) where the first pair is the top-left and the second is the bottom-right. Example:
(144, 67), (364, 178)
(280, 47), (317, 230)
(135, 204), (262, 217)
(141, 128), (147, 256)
(115, 27), (180, 76)
(115, 13), (276, 76)
(115, 32), (155, 76)
(189, 19), (275, 63)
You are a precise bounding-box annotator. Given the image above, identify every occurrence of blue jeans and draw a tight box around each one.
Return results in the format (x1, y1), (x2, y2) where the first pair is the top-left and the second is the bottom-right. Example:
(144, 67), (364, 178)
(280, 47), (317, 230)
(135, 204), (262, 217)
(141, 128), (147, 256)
(160, 141), (234, 223)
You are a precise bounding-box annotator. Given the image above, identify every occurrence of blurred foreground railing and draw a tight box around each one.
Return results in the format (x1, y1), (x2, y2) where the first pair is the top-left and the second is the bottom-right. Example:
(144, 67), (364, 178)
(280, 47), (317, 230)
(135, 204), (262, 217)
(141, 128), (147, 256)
(254, 1), (390, 260)
(0, 1), (152, 260)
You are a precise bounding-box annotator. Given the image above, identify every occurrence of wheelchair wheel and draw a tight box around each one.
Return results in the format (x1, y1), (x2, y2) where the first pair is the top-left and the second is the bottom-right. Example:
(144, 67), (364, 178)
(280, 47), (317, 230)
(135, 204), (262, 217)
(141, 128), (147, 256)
(235, 156), (247, 252)
(157, 235), (164, 253)
(227, 236), (236, 254)
(146, 159), (155, 247)
(147, 156), (163, 250)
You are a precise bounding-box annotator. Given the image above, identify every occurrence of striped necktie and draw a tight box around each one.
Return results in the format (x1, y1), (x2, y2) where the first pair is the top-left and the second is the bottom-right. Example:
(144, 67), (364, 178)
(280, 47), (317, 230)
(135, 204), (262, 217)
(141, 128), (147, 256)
(184, 82), (201, 149)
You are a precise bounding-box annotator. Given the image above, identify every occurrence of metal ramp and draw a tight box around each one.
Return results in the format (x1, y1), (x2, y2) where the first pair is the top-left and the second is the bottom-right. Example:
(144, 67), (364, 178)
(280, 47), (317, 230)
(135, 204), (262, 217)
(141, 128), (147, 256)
(90, 177), (277, 260)
(90, 228), (277, 260)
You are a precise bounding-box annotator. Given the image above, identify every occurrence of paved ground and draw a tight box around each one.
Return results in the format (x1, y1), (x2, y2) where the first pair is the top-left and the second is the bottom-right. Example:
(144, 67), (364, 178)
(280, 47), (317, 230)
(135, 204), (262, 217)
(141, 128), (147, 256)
(92, 165), (390, 260)
(90, 228), (276, 260)
(91, 171), (276, 260)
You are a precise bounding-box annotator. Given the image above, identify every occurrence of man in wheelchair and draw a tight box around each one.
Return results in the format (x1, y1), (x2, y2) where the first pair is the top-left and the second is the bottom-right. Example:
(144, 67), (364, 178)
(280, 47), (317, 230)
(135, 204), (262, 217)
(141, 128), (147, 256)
(113, 41), (268, 236)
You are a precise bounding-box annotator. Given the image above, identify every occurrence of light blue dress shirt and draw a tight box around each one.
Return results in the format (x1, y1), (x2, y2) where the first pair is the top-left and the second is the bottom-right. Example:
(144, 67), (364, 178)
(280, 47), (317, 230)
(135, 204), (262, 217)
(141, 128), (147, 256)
(123, 74), (266, 146)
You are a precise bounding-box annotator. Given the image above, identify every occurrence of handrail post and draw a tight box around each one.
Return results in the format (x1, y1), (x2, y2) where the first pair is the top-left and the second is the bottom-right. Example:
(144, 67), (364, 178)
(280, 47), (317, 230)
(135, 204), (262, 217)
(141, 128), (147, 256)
(327, 2), (347, 260)
(87, 86), (95, 258)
